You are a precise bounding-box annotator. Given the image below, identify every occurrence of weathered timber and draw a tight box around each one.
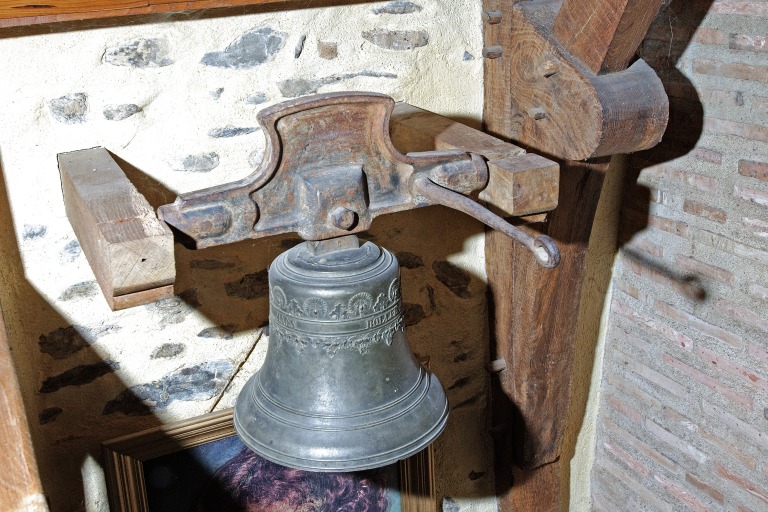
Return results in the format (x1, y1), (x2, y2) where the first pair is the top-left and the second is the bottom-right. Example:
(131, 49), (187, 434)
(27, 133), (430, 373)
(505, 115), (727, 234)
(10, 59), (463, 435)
(0, 0), (290, 27)
(59, 147), (175, 310)
(483, 0), (668, 160)
(0, 302), (48, 511)
(391, 103), (559, 216)
(484, 0), (666, 510)
(553, 0), (664, 74)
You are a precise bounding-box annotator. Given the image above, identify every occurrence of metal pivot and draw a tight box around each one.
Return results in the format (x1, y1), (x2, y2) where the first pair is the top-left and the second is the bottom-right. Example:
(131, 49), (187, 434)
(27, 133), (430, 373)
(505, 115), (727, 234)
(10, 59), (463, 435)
(158, 92), (560, 268)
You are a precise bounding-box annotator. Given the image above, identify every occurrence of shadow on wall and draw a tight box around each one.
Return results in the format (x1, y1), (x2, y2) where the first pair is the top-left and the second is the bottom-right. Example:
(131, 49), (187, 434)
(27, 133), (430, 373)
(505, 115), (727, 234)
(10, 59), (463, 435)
(560, 0), (715, 509)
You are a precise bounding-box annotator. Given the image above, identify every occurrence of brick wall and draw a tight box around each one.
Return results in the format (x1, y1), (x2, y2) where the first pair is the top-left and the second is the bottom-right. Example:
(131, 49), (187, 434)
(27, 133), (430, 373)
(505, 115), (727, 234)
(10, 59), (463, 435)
(591, 1), (768, 510)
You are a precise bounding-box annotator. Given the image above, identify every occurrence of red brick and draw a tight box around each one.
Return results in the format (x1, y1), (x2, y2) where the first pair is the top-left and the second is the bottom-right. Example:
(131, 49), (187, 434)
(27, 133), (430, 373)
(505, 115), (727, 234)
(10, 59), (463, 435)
(734, 185), (768, 207)
(692, 229), (768, 266)
(654, 299), (743, 349)
(665, 407), (757, 470)
(674, 254), (734, 286)
(685, 473), (725, 504)
(739, 160), (768, 182)
(612, 298), (694, 351)
(649, 214), (689, 237)
(643, 164), (719, 192)
(617, 349), (690, 398)
(689, 147), (723, 164)
(715, 463), (768, 505)
(704, 117), (768, 143)
(694, 28), (726, 45)
(717, 299), (768, 333)
(703, 401), (768, 450)
(693, 58), (768, 82)
(604, 417), (678, 472)
(606, 372), (663, 411)
(603, 439), (653, 478)
(711, 1), (768, 17)
(663, 353), (754, 409)
(624, 239), (664, 258)
(696, 345), (768, 393)
(624, 258), (705, 301)
(594, 459), (674, 512)
(654, 473), (710, 512)
(730, 33), (768, 52)
(683, 199), (728, 223)
(606, 394), (644, 424)
(645, 417), (708, 464)
(699, 88), (744, 106)
(742, 217), (768, 239)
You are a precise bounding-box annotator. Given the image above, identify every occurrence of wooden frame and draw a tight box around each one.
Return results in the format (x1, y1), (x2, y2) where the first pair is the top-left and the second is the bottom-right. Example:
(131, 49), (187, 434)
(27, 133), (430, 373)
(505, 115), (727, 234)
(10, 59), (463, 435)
(103, 408), (437, 512)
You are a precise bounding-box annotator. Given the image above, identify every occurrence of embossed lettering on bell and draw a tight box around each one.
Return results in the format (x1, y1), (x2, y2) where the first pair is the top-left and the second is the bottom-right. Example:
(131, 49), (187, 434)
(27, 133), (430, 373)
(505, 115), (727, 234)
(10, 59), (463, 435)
(234, 236), (449, 471)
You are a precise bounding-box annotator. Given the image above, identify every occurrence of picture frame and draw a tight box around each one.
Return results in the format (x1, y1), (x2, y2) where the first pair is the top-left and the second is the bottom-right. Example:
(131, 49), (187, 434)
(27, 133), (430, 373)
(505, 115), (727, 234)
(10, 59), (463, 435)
(103, 408), (437, 512)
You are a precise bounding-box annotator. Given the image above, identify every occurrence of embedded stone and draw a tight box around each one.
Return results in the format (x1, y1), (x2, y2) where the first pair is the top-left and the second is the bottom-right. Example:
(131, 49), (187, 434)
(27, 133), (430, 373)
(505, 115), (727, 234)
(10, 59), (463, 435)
(362, 29), (428, 51)
(211, 88), (224, 100)
(317, 41), (338, 60)
(190, 259), (236, 270)
(172, 152), (219, 172)
(23, 224), (46, 240)
(40, 361), (118, 393)
(448, 376), (471, 390)
(103, 104), (141, 121)
(147, 289), (201, 327)
(225, 269), (269, 300)
(294, 34), (307, 58)
(104, 39), (173, 68)
(433, 260), (471, 298)
(151, 343), (186, 359)
(246, 92), (269, 105)
(396, 251), (424, 269)
(278, 70), (397, 98)
(463, 51), (475, 60)
(49, 93), (88, 124)
(198, 324), (237, 339)
(39, 326), (89, 359)
(208, 125), (259, 138)
(58, 281), (98, 301)
(39, 407), (64, 425)
(201, 27), (286, 69)
(443, 497), (460, 512)
(468, 470), (486, 480)
(372, 1), (422, 14)
(403, 302), (426, 326)
(103, 360), (232, 415)
(60, 240), (81, 262)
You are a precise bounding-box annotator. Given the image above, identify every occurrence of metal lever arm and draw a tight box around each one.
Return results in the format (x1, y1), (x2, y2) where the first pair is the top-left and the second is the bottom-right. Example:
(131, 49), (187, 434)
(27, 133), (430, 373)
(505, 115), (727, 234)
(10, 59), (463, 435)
(412, 175), (560, 269)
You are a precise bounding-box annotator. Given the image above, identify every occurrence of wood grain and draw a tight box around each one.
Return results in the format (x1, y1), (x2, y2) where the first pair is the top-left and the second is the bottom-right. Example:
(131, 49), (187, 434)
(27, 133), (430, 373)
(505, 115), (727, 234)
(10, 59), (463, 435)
(0, 303), (48, 511)
(0, 0), (145, 20)
(553, 0), (664, 74)
(59, 147), (175, 311)
(0, 0), (291, 27)
(486, 0), (668, 160)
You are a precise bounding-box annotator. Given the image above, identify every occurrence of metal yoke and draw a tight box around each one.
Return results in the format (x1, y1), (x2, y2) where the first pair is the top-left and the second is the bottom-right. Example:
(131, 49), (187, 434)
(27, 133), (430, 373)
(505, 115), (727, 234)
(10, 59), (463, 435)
(158, 91), (560, 268)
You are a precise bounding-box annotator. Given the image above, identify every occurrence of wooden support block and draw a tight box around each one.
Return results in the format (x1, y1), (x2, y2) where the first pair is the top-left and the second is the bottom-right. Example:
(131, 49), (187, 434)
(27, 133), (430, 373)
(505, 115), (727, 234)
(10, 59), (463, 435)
(479, 153), (558, 216)
(391, 103), (560, 216)
(58, 147), (175, 310)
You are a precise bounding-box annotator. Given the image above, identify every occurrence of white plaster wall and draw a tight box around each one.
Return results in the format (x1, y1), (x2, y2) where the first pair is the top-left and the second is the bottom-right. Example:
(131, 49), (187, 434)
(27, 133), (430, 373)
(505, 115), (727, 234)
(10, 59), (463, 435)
(0, 2), (495, 511)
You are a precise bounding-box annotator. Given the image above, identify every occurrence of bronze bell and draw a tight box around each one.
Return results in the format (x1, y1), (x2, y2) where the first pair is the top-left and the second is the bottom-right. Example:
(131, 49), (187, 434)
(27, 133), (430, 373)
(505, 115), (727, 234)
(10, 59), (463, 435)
(234, 235), (448, 471)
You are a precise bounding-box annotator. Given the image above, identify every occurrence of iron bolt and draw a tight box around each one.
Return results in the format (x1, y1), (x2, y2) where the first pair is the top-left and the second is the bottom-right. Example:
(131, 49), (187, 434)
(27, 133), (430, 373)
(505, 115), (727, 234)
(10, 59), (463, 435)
(330, 206), (358, 230)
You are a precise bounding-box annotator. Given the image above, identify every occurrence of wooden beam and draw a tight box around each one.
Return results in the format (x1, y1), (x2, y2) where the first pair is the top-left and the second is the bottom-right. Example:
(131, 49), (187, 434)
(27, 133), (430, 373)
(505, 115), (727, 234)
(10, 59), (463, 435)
(0, 303), (48, 511)
(553, 0), (664, 74)
(483, 0), (665, 510)
(58, 147), (176, 311)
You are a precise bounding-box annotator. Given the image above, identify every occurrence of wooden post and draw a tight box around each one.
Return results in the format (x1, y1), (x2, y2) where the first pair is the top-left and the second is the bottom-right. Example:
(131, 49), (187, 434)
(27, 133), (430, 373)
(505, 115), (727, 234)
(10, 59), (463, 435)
(0, 303), (48, 511)
(483, 0), (667, 510)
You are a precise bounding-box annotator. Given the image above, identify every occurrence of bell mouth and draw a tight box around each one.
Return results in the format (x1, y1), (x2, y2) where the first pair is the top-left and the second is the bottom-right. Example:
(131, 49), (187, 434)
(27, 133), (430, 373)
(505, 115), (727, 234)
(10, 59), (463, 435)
(233, 364), (448, 472)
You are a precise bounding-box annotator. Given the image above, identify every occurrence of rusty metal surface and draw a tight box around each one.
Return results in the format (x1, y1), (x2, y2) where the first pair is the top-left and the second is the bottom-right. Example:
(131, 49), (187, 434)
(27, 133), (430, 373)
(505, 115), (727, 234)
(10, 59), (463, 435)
(158, 92), (559, 267)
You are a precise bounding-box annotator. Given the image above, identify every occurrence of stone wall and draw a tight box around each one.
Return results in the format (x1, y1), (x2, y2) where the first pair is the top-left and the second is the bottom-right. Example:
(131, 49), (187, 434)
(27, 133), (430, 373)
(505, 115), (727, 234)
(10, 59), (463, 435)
(0, 3), (495, 511)
(591, 1), (768, 510)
